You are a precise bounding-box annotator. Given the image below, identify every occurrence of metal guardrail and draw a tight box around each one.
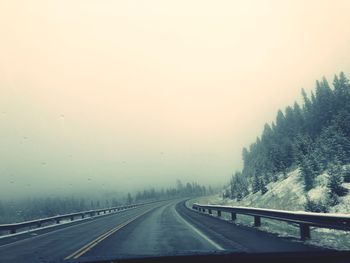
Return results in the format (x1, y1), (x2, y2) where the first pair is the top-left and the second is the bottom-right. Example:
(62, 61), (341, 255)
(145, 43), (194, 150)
(192, 203), (350, 240)
(0, 202), (152, 235)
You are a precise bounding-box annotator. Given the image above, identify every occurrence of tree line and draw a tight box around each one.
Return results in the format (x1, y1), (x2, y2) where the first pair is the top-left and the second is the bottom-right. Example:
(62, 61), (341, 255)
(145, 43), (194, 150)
(228, 72), (350, 210)
(0, 180), (211, 223)
(130, 180), (211, 204)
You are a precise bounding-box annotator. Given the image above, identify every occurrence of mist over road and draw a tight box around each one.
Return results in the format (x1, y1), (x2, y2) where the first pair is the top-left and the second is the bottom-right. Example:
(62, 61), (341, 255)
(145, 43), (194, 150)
(0, 199), (321, 262)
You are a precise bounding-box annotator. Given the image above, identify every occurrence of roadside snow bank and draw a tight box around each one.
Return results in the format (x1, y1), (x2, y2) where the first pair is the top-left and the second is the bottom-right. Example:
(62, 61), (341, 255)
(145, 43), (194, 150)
(192, 168), (350, 250)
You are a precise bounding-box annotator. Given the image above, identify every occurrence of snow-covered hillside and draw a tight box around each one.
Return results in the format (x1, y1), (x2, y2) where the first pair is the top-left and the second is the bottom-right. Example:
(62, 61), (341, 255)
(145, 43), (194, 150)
(191, 168), (350, 250)
(198, 168), (350, 213)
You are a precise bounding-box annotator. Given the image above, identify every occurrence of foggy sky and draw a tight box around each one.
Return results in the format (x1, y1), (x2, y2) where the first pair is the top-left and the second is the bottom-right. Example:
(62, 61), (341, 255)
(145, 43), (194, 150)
(1, 0), (350, 198)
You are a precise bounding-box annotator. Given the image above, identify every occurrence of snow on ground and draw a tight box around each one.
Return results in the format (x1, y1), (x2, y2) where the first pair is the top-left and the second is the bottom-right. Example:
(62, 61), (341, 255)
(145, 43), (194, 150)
(192, 169), (306, 211)
(307, 172), (329, 205)
(332, 190), (350, 213)
(191, 168), (350, 250)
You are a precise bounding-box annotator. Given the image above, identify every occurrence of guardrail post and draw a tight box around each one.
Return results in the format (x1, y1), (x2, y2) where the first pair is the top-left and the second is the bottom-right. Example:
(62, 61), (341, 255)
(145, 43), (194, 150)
(231, 212), (237, 221)
(37, 222), (42, 228)
(254, 216), (261, 227)
(81, 214), (85, 219)
(70, 216), (74, 221)
(208, 209), (212, 214)
(300, 224), (311, 240)
(10, 228), (16, 234)
(202, 209), (206, 213)
(56, 219), (60, 224)
(217, 210), (221, 217)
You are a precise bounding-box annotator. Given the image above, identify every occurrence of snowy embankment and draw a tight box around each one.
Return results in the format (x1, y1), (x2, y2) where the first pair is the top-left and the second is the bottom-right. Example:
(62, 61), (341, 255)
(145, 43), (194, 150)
(190, 168), (350, 250)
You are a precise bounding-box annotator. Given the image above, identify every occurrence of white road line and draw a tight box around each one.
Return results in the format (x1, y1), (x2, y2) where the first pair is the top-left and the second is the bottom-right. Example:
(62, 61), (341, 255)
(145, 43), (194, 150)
(173, 205), (225, 251)
(0, 207), (144, 249)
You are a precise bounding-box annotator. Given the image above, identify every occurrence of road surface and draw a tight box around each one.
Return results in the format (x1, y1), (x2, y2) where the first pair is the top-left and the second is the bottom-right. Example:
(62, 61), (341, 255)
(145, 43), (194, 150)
(0, 199), (322, 262)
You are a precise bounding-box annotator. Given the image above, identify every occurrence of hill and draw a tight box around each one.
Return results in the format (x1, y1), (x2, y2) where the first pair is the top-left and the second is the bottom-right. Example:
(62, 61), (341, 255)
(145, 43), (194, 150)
(192, 167), (350, 250)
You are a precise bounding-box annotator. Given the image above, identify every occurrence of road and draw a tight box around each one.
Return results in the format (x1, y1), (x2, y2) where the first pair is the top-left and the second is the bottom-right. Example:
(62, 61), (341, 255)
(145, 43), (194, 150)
(0, 199), (322, 263)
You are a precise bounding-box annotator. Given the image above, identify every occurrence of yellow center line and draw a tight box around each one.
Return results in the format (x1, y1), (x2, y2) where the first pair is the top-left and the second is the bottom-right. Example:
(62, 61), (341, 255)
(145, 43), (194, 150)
(64, 207), (156, 260)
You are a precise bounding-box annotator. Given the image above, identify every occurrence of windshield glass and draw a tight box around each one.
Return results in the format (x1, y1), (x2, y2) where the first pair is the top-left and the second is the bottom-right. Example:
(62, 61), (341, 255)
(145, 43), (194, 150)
(1, 1), (350, 262)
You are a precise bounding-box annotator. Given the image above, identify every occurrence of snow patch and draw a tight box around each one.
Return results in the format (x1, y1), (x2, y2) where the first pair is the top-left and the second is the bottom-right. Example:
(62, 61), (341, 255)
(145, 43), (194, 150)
(193, 166), (350, 250)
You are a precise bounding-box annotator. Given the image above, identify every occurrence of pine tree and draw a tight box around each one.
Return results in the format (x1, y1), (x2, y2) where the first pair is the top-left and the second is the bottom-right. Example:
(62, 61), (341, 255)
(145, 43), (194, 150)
(328, 163), (348, 197)
(304, 195), (328, 213)
(318, 125), (350, 165)
(252, 175), (260, 193)
(223, 189), (230, 199)
(227, 73), (350, 199)
(230, 174), (235, 199)
(293, 102), (304, 133)
(300, 157), (315, 191)
(260, 179), (268, 195)
(333, 72), (350, 111)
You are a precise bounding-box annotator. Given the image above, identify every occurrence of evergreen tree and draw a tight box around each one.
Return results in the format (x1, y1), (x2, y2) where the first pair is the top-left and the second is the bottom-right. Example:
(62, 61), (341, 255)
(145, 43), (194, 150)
(260, 179), (268, 195)
(226, 73), (350, 202)
(304, 195), (328, 213)
(252, 174), (260, 193)
(300, 157), (316, 191)
(328, 163), (348, 197)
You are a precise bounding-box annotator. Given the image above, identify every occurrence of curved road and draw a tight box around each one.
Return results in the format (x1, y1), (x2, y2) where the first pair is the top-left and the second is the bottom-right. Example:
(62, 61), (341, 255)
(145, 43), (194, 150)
(0, 199), (321, 263)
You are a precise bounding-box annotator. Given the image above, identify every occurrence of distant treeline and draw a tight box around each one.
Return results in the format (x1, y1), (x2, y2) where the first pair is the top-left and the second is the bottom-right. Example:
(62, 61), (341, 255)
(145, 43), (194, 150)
(0, 180), (212, 223)
(227, 72), (350, 209)
(132, 180), (211, 203)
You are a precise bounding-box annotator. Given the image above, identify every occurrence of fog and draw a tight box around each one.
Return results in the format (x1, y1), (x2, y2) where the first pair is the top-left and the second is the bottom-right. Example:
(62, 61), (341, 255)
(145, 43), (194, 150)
(1, 0), (350, 199)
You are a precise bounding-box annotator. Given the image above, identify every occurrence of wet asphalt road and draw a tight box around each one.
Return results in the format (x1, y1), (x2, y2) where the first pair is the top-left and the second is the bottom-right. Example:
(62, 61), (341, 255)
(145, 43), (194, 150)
(0, 199), (322, 263)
